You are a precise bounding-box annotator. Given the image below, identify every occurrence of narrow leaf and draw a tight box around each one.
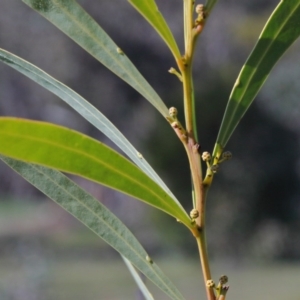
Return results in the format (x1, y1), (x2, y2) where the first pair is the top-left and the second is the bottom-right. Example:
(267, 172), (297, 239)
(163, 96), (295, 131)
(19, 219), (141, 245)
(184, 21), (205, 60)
(128, 0), (181, 61)
(22, 0), (169, 117)
(0, 118), (191, 227)
(122, 255), (154, 300)
(0, 48), (182, 208)
(215, 0), (300, 156)
(0, 156), (185, 300)
(205, 0), (219, 15)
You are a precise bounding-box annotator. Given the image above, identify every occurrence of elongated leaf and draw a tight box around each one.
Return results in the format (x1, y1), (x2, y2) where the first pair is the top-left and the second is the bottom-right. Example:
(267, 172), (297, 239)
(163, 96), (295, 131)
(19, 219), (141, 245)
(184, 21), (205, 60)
(205, 0), (219, 15)
(128, 0), (181, 61)
(215, 0), (300, 156)
(0, 48), (183, 209)
(22, 0), (169, 117)
(0, 156), (185, 300)
(0, 118), (191, 227)
(122, 255), (154, 300)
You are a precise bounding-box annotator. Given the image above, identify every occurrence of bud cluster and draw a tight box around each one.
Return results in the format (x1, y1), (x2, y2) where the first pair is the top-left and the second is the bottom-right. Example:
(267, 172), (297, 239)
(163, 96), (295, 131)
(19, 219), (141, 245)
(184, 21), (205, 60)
(194, 4), (207, 27)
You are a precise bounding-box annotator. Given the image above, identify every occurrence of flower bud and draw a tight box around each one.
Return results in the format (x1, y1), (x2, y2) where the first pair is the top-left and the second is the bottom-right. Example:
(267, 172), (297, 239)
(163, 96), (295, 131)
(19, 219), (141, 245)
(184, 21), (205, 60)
(222, 151), (232, 160)
(210, 164), (219, 173)
(201, 151), (211, 162)
(195, 4), (204, 14)
(169, 107), (178, 118)
(190, 209), (199, 219)
(206, 279), (215, 288)
(219, 275), (228, 285)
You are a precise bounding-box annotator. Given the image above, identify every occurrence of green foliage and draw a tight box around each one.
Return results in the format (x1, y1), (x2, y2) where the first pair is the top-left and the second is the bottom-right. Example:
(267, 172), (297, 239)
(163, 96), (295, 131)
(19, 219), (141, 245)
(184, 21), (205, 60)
(128, 0), (181, 61)
(0, 48), (181, 207)
(214, 0), (300, 157)
(0, 117), (190, 227)
(205, 0), (219, 15)
(1, 0), (300, 299)
(23, 0), (169, 116)
(0, 156), (185, 300)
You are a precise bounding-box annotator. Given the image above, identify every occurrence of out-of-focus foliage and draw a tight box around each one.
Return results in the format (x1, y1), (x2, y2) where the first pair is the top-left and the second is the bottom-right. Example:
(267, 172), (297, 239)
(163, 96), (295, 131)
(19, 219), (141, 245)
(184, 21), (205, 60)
(0, 0), (300, 260)
(0, 157), (185, 300)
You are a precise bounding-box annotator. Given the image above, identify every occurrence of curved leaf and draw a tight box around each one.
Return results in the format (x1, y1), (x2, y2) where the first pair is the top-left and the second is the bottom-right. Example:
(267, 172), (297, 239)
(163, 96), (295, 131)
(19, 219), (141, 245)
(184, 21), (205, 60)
(215, 0), (300, 157)
(128, 0), (181, 61)
(0, 156), (185, 300)
(0, 48), (183, 209)
(0, 117), (191, 227)
(22, 0), (169, 117)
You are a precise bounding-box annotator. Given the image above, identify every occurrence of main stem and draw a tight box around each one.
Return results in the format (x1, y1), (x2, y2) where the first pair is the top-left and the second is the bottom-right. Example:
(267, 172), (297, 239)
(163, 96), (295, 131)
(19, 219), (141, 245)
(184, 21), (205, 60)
(180, 1), (215, 299)
(182, 65), (216, 300)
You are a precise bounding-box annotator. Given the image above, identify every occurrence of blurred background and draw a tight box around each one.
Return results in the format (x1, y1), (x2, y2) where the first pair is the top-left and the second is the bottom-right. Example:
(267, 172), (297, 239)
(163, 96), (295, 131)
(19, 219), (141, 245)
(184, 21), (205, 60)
(0, 0), (300, 299)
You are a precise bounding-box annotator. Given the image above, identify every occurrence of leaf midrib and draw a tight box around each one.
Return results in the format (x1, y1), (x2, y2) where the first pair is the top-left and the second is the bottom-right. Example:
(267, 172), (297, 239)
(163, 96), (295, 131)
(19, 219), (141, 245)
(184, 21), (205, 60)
(129, 0), (180, 59)
(1, 128), (179, 215)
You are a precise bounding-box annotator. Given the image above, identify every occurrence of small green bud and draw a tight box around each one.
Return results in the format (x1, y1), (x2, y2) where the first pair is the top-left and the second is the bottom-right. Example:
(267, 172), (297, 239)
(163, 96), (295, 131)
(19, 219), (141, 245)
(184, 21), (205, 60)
(168, 68), (182, 81)
(168, 67), (176, 73)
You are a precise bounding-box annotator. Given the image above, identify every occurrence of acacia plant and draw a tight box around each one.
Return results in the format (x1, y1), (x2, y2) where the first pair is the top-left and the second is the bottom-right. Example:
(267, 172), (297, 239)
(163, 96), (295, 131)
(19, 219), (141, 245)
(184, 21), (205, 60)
(0, 0), (300, 299)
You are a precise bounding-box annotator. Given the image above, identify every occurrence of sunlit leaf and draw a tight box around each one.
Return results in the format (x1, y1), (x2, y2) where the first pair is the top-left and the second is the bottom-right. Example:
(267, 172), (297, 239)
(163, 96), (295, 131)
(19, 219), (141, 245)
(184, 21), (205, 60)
(0, 117), (191, 227)
(0, 48), (182, 209)
(22, 0), (169, 116)
(0, 156), (185, 300)
(215, 0), (300, 158)
(128, 0), (181, 61)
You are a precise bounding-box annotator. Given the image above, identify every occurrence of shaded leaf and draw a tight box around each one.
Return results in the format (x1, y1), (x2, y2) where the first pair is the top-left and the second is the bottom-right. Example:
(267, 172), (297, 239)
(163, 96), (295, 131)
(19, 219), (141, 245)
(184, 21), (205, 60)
(0, 156), (185, 300)
(0, 48), (182, 208)
(22, 0), (169, 116)
(215, 0), (300, 157)
(0, 117), (191, 227)
(128, 0), (181, 61)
